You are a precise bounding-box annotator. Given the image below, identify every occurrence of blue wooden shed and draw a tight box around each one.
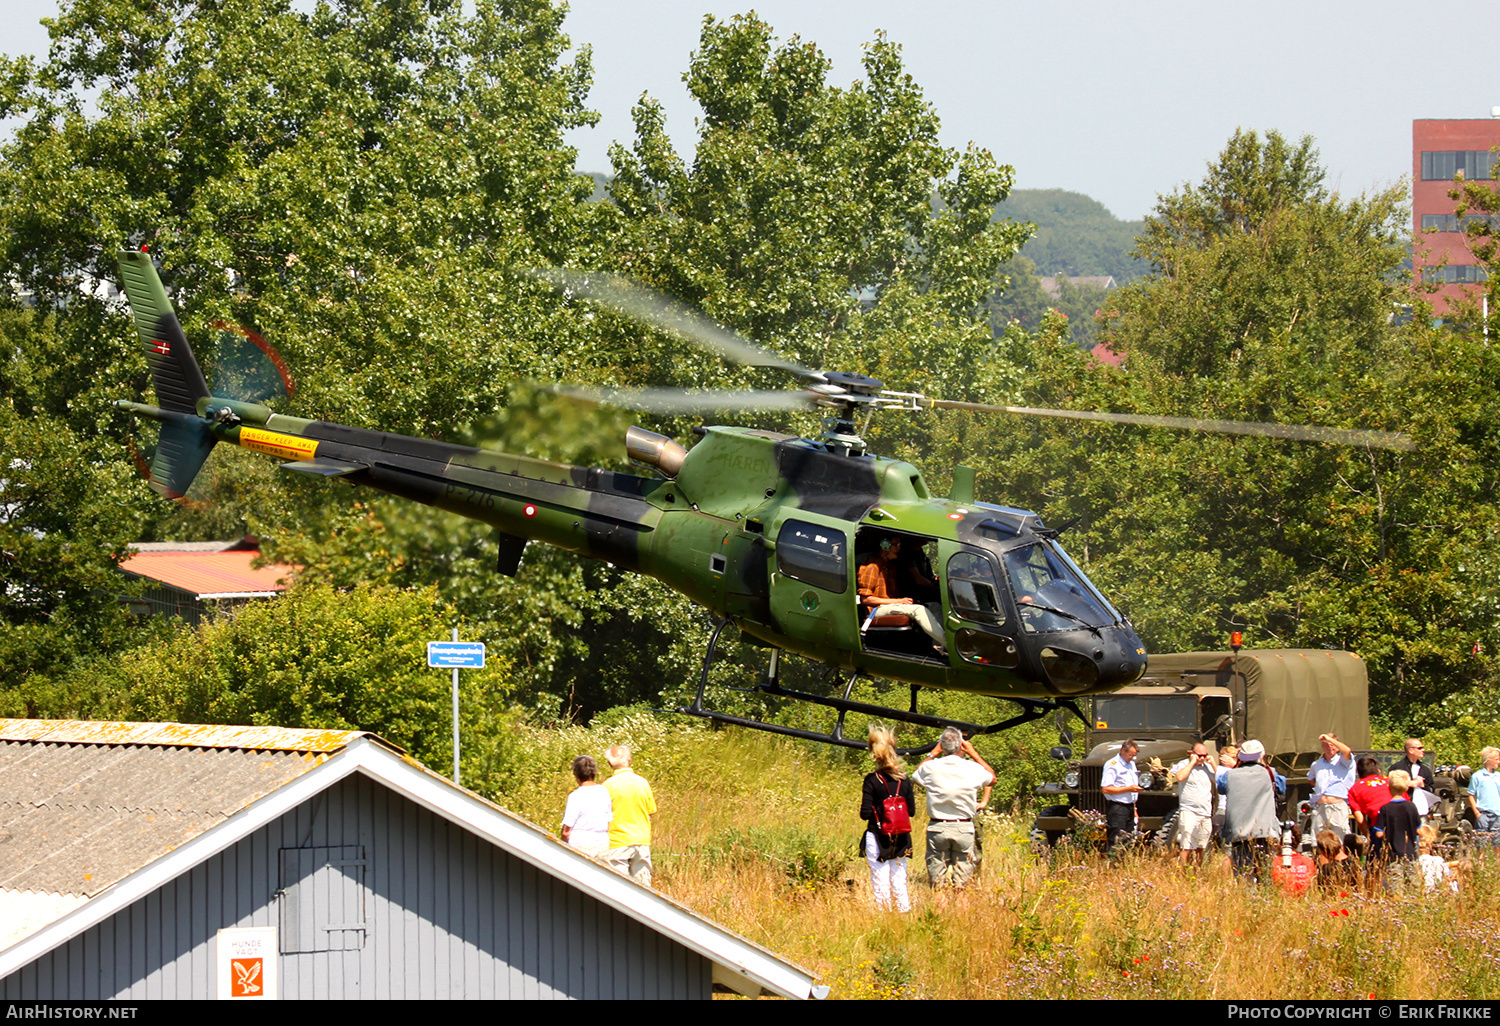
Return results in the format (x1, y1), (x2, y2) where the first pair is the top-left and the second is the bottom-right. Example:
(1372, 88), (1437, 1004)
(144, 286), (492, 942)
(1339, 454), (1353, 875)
(0, 720), (822, 999)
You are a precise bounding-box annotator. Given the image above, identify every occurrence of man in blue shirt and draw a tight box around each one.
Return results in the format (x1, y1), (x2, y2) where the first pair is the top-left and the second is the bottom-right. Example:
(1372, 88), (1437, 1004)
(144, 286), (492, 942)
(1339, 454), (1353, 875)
(1468, 747), (1500, 832)
(1101, 740), (1143, 852)
(1308, 732), (1356, 839)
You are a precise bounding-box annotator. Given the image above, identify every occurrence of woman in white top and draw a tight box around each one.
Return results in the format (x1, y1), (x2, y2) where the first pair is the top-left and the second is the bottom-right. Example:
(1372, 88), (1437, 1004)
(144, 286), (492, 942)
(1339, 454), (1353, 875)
(561, 755), (613, 857)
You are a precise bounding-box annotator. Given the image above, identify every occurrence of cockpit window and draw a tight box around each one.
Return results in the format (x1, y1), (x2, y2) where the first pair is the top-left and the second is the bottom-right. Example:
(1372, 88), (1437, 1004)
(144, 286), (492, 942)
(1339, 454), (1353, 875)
(946, 551), (1007, 626)
(1005, 542), (1115, 633)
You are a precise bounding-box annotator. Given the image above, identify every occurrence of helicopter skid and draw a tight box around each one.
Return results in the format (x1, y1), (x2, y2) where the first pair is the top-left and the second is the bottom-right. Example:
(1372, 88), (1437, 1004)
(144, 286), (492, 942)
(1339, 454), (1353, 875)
(680, 683), (1077, 755)
(677, 619), (1083, 754)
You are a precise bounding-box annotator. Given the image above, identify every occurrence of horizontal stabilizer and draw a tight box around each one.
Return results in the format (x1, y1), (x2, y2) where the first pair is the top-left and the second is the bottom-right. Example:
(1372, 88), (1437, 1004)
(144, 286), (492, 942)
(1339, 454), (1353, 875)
(278, 459), (368, 477)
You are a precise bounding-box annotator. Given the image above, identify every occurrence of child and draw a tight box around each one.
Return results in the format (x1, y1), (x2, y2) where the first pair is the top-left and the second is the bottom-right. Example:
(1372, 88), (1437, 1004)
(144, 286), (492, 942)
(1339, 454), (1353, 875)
(1372, 770), (1421, 891)
(1415, 824), (1459, 894)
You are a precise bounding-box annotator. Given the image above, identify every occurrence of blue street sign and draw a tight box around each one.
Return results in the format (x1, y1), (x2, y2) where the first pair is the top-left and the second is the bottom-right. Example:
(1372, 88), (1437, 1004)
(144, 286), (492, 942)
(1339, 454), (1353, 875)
(427, 641), (486, 668)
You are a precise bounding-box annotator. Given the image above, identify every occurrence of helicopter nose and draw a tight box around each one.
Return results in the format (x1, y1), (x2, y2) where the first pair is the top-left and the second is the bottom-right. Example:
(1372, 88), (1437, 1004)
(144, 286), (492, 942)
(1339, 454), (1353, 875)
(1037, 627), (1145, 694)
(1099, 628), (1147, 688)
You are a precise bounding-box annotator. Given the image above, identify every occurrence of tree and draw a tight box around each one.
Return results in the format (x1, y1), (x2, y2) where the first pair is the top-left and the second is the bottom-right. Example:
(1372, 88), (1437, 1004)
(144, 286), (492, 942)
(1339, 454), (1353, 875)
(603, 14), (1029, 392)
(914, 131), (1500, 720)
(0, 0), (605, 696)
(10, 582), (524, 795)
(993, 188), (1147, 283)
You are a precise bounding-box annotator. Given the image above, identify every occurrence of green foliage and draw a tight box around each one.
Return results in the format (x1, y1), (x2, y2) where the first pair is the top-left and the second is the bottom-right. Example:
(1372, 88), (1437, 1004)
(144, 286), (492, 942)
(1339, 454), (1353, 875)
(0, 0), (611, 706)
(986, 254), (1113, 351)
(0, 301), (152, 684)
(605, 14), (1027, 386)
(10, 581), (520, 791)
(904, 130), (1500, 724)
(700, 824), (848, 891)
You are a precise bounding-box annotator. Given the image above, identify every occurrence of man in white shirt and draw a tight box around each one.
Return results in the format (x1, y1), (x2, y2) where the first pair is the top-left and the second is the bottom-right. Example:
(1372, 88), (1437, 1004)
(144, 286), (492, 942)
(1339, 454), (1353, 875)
(1171, 742), (1216, 867)
(1102, 740), (1143, 851)
(911, 727), (996, 889)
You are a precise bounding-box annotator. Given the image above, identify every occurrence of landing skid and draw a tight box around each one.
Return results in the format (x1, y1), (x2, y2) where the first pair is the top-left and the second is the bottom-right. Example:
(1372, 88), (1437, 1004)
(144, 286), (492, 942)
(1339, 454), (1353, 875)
(676, 619), (1085, 756)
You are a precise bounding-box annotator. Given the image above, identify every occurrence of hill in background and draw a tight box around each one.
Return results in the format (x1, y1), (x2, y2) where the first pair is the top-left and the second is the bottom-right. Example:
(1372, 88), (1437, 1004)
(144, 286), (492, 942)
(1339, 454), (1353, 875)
(997, 188), (1147, 283)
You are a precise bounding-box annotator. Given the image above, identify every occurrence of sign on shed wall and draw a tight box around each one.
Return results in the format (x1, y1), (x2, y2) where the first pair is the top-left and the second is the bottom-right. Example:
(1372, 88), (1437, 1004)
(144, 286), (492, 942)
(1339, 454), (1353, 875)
(217, 927), (279, 999)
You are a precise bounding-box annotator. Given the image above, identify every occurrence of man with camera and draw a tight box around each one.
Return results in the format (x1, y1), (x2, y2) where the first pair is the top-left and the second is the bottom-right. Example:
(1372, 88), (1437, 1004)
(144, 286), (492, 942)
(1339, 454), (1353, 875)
(1171, 742), (1217, 867)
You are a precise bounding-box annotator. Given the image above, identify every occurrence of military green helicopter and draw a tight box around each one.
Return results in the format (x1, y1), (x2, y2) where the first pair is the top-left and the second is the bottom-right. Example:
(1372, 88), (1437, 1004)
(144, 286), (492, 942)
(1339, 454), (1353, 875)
(111, 250), (1413, 752)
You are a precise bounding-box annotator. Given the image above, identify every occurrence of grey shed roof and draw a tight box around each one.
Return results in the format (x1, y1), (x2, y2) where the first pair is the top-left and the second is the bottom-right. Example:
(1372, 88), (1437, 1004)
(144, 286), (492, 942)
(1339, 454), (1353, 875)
(0, 720), (822, 999)
(0, 721), (369, 898)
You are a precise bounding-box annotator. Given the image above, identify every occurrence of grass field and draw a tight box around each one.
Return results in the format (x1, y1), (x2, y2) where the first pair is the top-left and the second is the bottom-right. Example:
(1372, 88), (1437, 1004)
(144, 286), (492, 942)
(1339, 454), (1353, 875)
(489, 713), (1500, 1001)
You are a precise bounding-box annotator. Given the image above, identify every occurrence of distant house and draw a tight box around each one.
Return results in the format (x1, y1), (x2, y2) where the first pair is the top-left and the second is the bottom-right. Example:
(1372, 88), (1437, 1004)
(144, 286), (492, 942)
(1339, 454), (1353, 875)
(0, 719), (822, 1000)
(1039, 274), (1116, 298)
(117, 537), (298, 624)
(1089, 341), (1125, 368)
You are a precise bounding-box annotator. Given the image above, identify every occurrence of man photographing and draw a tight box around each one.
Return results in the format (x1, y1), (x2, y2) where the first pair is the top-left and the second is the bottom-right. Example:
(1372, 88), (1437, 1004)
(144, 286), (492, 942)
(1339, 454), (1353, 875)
(911, 728), (995, 891)
(1171, 742), (1216, 866)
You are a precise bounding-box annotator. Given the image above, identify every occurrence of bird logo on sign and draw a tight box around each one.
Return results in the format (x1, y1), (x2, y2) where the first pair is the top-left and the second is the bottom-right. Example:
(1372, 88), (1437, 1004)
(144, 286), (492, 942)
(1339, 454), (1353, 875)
(231, 958), (263, 996)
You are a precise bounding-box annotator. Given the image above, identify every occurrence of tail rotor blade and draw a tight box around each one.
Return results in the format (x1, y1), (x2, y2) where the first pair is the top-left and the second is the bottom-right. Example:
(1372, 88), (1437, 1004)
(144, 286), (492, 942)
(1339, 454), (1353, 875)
(210, 320), (296, 404)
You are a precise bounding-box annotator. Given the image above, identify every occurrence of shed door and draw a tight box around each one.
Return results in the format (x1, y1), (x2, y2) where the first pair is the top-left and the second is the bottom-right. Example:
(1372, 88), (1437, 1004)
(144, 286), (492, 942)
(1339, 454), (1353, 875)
(279, 845), (368, 953)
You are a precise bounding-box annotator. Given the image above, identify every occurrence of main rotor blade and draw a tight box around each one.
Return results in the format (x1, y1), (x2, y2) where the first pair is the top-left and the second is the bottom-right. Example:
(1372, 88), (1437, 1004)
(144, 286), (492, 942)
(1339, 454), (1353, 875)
(556, 385), (820, 414)
(919, 398), (1415, 451)
(535, 270), (817, 379)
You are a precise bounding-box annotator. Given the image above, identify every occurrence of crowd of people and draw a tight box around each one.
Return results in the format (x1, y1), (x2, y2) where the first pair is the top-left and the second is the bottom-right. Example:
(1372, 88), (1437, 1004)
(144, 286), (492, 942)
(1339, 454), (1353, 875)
(554, 730), (1497, 908)
(1146, 733), (1496, 894)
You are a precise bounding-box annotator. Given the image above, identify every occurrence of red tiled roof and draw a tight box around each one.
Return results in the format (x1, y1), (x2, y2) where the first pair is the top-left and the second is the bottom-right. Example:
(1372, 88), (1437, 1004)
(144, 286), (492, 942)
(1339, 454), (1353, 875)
(117, 550), (297, 598)
(1090, 341), (1125, 367)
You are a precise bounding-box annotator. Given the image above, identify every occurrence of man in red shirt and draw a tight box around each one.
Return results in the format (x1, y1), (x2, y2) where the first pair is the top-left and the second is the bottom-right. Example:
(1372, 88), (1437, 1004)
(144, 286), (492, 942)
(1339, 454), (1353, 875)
(1347, 756), (1392, 838)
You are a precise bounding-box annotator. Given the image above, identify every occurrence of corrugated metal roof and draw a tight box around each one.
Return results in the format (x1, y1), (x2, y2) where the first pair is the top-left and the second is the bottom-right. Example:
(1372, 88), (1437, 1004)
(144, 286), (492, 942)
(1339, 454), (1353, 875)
(0, 740), (330, 897)
(0, 720), (369, 752)
(116, 550), (297, 598)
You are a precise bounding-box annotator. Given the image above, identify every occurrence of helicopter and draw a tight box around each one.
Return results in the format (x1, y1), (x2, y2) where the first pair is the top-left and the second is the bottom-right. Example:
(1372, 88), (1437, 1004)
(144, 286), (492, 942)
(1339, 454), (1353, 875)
(111, 250), (1414, 753)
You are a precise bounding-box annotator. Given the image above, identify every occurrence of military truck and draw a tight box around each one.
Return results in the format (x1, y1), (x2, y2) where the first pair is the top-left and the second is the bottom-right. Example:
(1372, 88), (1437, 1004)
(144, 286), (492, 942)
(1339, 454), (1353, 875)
(1031, 649), (1370, 845)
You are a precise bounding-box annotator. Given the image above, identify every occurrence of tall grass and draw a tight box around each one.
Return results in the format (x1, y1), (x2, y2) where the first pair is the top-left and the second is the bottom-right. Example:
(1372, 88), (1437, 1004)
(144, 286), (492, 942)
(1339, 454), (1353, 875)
(487, 713), (1500, 1000)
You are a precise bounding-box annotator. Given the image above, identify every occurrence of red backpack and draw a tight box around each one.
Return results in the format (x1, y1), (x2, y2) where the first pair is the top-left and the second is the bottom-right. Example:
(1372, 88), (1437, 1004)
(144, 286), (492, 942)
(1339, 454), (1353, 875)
(877, 773), (911, 836)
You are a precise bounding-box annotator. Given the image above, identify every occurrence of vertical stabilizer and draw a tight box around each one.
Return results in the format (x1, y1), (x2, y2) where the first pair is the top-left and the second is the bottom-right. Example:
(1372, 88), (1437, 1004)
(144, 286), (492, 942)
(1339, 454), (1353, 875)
(116, 250), (216, 499)
(116, 250), (210, 413)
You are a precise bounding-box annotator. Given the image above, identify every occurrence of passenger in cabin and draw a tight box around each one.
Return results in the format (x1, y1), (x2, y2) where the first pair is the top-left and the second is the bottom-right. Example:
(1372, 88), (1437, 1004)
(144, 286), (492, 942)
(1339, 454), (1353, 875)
(857, 536), (947, 655)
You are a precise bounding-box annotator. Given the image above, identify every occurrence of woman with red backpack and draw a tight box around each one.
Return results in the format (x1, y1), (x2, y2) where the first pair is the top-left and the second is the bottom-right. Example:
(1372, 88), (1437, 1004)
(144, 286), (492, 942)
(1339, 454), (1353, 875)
(860, 725), (915, 912)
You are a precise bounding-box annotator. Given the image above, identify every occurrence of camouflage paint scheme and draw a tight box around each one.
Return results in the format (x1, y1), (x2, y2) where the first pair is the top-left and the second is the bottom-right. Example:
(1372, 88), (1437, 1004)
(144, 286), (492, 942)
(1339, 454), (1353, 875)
(115, 251), (1148, 703)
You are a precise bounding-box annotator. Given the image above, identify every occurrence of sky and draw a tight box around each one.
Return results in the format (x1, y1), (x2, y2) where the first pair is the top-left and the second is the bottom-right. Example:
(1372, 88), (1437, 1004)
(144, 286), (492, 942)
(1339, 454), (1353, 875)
(4, 0), (1499, 220)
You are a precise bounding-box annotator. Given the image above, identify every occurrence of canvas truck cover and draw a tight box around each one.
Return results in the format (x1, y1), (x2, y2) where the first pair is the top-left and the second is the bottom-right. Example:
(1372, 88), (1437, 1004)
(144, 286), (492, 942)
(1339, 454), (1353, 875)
(1141, 650), (1369, 761)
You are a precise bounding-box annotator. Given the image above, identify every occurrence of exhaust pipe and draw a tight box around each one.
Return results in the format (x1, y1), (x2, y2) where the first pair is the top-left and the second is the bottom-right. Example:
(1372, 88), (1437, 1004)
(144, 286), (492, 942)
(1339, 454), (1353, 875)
(625, 426), (687, 478)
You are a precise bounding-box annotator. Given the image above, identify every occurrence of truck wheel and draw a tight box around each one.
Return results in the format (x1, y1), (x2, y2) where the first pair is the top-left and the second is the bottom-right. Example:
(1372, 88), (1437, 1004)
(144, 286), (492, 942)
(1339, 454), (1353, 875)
(1154, 809), (1180, 850)
(1030, 805), (1069, 851)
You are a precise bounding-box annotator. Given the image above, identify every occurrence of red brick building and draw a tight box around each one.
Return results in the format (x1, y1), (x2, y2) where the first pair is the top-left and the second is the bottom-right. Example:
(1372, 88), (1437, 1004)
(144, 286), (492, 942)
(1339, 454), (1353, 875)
(1412, 118), (1500, 315)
